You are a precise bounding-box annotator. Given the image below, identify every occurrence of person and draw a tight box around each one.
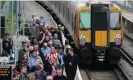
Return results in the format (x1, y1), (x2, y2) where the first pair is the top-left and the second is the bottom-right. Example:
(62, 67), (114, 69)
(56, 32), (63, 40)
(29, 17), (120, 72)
(64, 39), (71, 54)
(38, 33), (46, 48)
(53, 67), (67, 80)
(47, 47), (59, 62)
(58, 46), (65, 58)
(47, 75), (53, 80)
(12, 64), (19, 80)
(20, 24), (32, 39)
(63, 48), (79, 80)
(31, 37), (38, 46)
(52, 33), (61, 49)
(34, 64), (47, 80)
(29, 50), (43, 72)
(34, 44), (40, 56)
(40, 42), (51, 59)
(2, 33), (12, 55)
(49, 58), (59, 77)
(31, 14), (36, 26)
(19, 41), (29, 55)
(57, 46), (65, 70)
(18, 66), (29, 80)
(18, 51), (29, 66)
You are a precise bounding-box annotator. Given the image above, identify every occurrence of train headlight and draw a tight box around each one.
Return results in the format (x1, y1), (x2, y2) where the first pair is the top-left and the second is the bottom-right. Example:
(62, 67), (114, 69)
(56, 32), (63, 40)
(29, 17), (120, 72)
(80, 37), (85, 43)
(115, 38), (120, 43)
(115, 33), (121, 45)
(80, 34), (86, 45)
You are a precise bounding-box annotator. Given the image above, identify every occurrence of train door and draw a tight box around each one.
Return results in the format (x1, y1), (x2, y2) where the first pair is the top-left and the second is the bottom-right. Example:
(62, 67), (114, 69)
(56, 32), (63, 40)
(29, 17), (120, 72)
(91, 4), (110, 48)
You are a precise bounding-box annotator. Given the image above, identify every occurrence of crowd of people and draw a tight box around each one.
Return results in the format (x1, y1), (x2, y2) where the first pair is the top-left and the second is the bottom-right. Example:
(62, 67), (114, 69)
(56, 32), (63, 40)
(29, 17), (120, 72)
(1, 14), (79, 80)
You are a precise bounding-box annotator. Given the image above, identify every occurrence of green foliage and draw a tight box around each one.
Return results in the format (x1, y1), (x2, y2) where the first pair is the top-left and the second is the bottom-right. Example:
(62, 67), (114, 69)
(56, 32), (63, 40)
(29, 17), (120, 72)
(5, 7), (16, 35)
(1, 1), (6, 9)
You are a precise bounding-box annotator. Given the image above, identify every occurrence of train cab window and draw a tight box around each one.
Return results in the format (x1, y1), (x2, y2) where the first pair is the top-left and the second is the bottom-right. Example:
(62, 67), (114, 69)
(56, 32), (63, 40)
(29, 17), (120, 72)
(110, 12), (120, 29)
(68, 8), (69, 21)
(80, 12), (91, 29)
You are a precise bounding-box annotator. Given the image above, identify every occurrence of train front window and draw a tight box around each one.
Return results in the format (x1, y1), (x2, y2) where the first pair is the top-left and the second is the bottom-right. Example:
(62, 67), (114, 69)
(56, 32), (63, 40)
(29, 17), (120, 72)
(110, 12), (120, 29)
(80, 12), (91, 30)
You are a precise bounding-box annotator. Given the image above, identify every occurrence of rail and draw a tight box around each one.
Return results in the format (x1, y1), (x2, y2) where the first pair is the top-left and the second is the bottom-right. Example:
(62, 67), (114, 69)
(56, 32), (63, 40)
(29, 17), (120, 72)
(121, 48), (133, 67)
(85, 69), (93, 80)
(116, 63), (130, 80)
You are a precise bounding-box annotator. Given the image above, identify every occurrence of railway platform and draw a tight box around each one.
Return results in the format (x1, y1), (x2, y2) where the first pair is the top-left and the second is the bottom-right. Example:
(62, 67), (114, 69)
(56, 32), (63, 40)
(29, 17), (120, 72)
(116, 3), (133, 40)
(12, 1), (82, 80)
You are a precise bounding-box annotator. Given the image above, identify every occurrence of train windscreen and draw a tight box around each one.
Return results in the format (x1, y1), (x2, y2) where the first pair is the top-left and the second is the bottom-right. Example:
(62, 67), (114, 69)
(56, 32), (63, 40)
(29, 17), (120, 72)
(93, 12), (108, 30)
(110, 12), (120, 29)
(80, 12), (91, 30)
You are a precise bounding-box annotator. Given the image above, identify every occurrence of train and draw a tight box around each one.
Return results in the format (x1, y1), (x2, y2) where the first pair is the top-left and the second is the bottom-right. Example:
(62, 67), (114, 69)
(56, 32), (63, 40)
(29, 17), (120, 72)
(37, 1), (123, 64)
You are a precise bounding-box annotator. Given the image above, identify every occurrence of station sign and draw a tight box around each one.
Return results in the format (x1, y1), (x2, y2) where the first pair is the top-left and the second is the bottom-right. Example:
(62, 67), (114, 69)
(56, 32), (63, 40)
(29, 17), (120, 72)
(0, 65), (12, 80)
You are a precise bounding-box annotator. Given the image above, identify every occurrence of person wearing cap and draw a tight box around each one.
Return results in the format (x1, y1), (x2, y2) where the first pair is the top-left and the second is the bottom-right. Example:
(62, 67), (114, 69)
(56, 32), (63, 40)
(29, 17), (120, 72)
(63, 48), (79, 80)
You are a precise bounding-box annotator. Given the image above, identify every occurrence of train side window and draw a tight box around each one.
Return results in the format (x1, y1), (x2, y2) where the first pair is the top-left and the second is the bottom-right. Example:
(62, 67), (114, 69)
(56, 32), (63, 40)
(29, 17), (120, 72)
(72, 13), (74, 30)
(110, 12), (120, 29)
(63, 2), (65, 17)
(68, 8), (69, 21)
(59, 1), (60, 14)
(55, 1), (57, 8)
(69, 9), (72, 25)
(61, 2), (63, 16)
(80, 11), (91, 29)
(66, 2), (68, 17)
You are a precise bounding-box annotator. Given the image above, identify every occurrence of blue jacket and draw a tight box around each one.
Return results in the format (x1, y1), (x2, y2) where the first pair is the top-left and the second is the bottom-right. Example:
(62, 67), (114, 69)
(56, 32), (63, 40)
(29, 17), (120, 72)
(40, 47), (51, 57)
(29, 54), (43, 69)
(40, 19), (46, 25)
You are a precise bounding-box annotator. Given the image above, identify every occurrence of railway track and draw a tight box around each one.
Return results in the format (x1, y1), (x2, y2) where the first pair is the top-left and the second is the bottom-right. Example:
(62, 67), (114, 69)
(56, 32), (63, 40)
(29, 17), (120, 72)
(122, 33), (133, 67)
(121, 48), (133, 67)
(82, 64), (130, 80)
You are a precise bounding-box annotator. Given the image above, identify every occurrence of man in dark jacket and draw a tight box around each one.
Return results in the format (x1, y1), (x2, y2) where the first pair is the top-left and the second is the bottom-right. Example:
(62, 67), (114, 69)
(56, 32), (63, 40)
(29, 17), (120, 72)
(35, 64), (47, 80)
(2, 33), (12, 55)
(53, 67), (67, 80)
(63, 48), (79, 80)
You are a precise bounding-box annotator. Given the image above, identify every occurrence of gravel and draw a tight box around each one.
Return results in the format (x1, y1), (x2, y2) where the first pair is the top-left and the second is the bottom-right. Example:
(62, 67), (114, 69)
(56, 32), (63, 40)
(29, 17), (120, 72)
(90, 70), (119, 80)
(80, 69), (119, 80)
(119, 58), (133, 80)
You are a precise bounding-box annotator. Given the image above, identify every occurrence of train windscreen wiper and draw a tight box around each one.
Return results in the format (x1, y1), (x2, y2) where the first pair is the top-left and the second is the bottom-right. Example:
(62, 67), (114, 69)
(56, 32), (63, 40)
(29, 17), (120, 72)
(80, 19), (89, 30)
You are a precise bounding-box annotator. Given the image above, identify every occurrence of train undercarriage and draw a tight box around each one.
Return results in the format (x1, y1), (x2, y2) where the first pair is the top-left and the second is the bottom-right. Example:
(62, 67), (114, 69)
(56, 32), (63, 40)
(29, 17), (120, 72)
(79, 45), (121, 65)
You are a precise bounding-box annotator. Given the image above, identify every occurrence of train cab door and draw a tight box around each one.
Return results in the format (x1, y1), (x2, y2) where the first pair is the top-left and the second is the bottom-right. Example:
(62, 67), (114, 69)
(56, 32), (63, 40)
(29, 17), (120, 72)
(91, 4), (110, 48)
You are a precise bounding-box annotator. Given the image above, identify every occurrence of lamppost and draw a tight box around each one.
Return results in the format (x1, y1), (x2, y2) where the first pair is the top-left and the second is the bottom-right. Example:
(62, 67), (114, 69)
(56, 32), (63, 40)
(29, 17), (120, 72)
(16, 1), (21, 38)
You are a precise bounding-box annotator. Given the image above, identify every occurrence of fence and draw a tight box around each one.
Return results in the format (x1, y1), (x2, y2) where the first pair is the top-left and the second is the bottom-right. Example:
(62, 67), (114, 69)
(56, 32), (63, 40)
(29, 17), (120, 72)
(0, 25), (38, 61)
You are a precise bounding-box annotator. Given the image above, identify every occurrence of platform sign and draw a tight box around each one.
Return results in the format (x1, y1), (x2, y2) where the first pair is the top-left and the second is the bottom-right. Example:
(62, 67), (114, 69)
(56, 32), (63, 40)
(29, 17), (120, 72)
(0, 65), (12, 80)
